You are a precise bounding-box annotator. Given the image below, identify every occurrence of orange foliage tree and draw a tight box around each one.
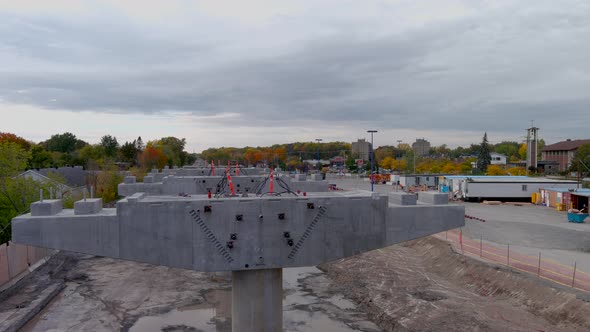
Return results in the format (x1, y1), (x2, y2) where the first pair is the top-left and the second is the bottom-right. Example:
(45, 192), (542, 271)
(0, 132), (31, 150)
(139, 146), (168, 169)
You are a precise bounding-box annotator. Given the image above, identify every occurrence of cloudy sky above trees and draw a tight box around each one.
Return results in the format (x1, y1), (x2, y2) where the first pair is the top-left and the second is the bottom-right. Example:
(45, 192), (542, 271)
(1, 0), (589, 152)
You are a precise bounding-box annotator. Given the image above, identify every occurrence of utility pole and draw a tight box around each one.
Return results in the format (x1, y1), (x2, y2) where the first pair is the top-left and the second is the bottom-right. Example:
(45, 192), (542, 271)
(315, 138), (322, 172)
(578, 158), (581, 189)
(367, 130), (378, 192)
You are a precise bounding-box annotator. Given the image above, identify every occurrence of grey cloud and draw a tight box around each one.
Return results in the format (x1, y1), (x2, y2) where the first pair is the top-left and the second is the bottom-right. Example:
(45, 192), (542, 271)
(1, 1), (590, 142)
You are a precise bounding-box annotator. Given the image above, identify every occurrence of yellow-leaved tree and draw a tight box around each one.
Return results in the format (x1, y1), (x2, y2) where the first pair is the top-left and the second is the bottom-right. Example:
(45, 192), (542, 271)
(518, 143), (527, 160)
(507, 167), (526, 176)
(486, 164), (507, 175)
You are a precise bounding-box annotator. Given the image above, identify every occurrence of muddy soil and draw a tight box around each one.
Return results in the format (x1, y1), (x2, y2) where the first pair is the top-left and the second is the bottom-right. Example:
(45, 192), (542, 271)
(11, 254), (379, 332)
(320, 236), (590, 332)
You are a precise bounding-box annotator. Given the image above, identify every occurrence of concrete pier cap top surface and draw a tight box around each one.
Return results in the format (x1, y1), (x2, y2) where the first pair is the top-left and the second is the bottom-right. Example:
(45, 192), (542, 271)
(12, 190), (464, 272)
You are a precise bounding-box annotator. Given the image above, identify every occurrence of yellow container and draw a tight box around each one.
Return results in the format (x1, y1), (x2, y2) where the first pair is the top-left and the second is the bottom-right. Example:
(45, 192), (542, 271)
(531, 193), (537, 204)
(556, 203), (566, 211)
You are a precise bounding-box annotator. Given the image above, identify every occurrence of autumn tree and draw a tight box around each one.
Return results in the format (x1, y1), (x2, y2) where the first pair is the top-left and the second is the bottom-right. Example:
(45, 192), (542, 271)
(0, 132), (31, 150)
(486, 164), (507, 175)
(374, 146), (396, 164)
(139, 145), (168, 169)
(518, 143), (527, 160)
(507, 167), (526, 176)
(379, 156), (395, 169)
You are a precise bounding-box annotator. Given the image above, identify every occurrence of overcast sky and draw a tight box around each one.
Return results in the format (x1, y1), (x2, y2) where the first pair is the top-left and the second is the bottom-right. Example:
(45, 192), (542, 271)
(1, 0), (589, 152)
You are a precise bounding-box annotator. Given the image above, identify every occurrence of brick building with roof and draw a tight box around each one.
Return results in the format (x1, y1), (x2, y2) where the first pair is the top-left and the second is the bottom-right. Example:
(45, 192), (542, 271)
(541, 139), (590, 172)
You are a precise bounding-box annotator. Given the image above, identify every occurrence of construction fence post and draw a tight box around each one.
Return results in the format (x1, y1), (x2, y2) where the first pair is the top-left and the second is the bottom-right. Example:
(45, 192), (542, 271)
(537, 252), (541, 277)
(460, 228), (463, 254)
(572, 261), (577, 288)
(507, 244), (510, 267)
(480, 234), (483, 258)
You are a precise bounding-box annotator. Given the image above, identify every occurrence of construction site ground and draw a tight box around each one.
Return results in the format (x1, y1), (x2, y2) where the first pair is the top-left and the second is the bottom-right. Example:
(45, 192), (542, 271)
(1, 235), (589, 331)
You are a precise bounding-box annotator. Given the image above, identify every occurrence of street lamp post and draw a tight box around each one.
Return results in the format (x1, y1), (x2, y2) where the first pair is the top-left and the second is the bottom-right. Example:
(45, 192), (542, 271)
(367, 130), (378, 192)
(396, 140), (402, 167)
(315, 138), (323, 172)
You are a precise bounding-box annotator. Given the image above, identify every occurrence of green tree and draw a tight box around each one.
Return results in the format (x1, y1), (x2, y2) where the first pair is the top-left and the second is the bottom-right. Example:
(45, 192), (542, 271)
(476, 132), (491, 173)
(120, 141), (139, 164)
(100, 135), (119, 158)
(45, 132), (86, 153)
(158, 137), (188, 166)
(135, 136), (144, 151)
(537, 138), (546, 160)
(0, 143), (29, 180)
(571, 143), (590, 176)
(28, 145), (54, 168)
(345, 156), (357, 172)
(493, 141), (520, 160)
(78, 144), (106, 166)
(0, 143), (50, 243)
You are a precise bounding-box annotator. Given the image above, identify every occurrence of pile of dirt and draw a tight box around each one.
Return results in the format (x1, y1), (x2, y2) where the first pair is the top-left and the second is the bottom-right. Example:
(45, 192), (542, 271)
(320, 236), (590, 332)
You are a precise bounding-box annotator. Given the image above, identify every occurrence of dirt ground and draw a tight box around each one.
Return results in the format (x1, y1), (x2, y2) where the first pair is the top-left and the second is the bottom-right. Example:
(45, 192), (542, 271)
(320, 236), (590, 332)
(3, 236), (590, 331)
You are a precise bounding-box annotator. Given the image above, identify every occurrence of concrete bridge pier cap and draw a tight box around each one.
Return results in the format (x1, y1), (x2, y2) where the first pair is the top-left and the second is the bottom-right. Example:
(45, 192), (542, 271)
(11, 189), (463, 332)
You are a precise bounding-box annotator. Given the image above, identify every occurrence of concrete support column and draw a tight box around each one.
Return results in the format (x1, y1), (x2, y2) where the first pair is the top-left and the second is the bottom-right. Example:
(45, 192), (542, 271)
(232, 268), (283, 332)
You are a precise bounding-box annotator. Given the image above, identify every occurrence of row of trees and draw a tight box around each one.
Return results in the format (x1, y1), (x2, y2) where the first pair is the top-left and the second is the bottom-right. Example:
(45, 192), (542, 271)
(0, 132), (197, 170)
(365, 133), (550, 175)
(200, 142), (351, 170)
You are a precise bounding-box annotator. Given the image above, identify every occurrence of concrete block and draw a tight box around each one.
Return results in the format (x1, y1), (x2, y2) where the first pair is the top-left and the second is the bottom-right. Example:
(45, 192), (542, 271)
(31, 200), (63, 216)
(124, 176), (136, 184)
(293, 174), (306, 181)
(388, 192), (417, 206)
(310, 174), (323, 181)
(418, 192), (448, 205)
(143, 176), (154, 183)
(12, 209), (119, 258)
(74, 198), (103, 215)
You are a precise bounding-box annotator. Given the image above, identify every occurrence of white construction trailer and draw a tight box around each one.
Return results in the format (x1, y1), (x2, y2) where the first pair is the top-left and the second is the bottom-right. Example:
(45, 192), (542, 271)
(461, 177), (579, 202)
(399, 174), (445, 188)
(441, 175), (527, 198)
